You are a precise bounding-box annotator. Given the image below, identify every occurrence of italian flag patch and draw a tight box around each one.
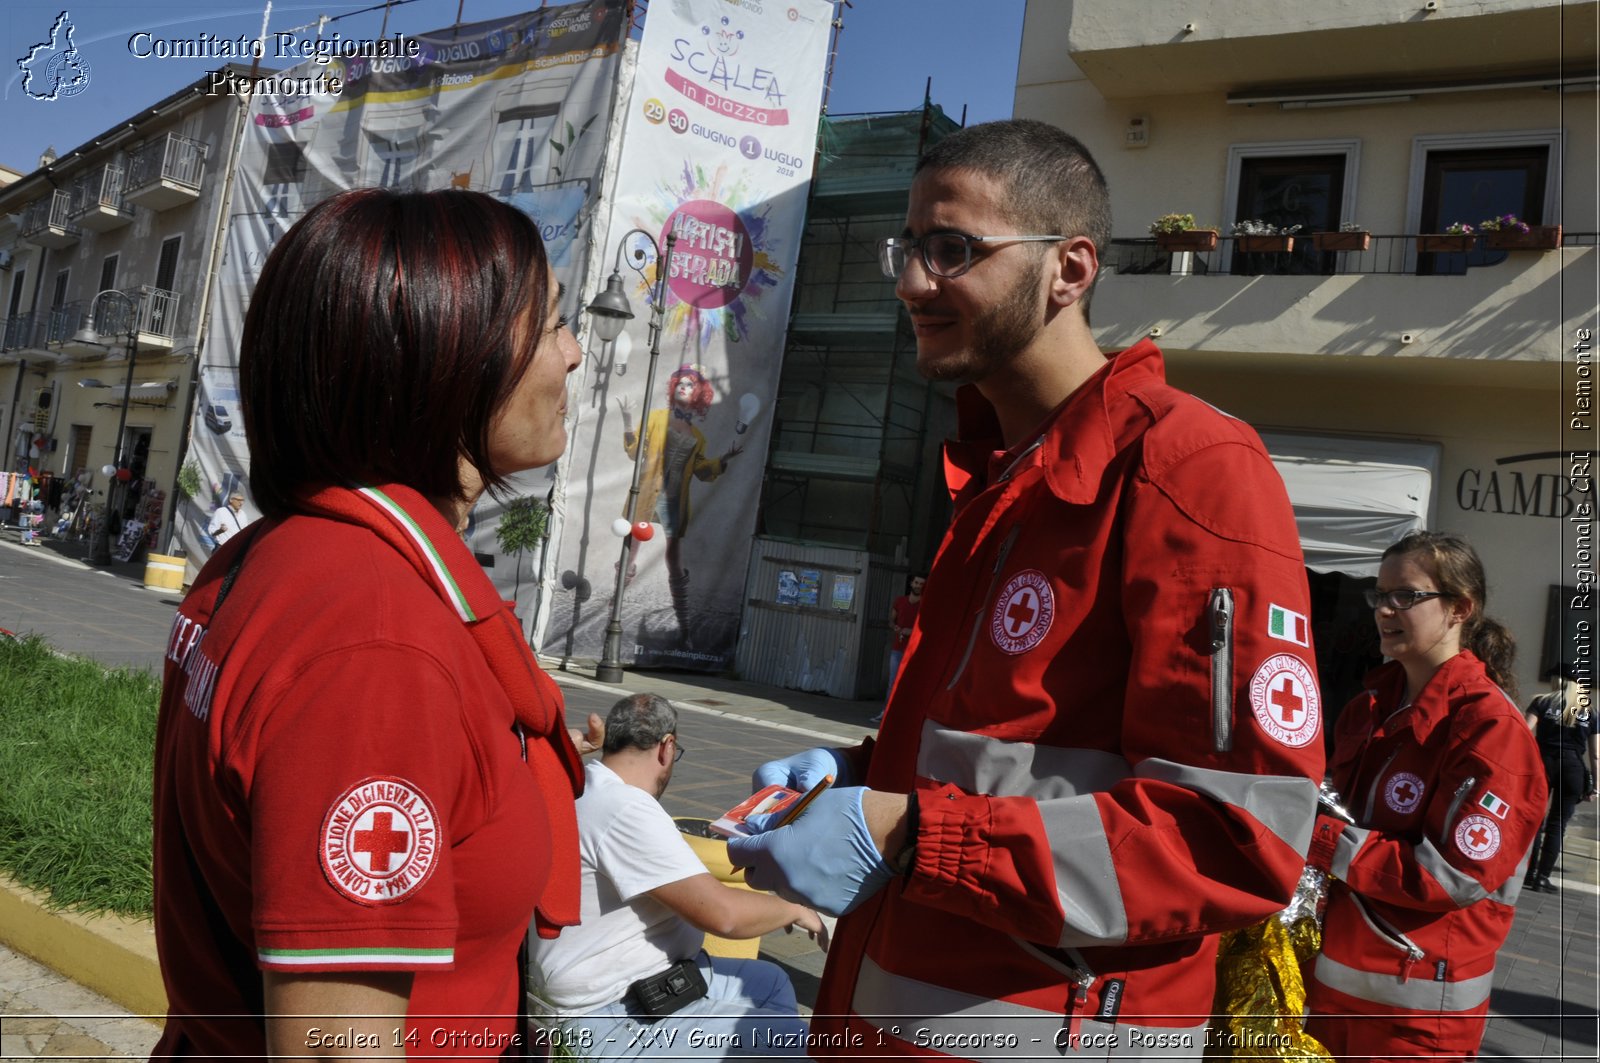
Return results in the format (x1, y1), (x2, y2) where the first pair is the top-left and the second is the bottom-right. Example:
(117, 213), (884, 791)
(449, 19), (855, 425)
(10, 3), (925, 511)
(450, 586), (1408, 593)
(1478, 791), (1510, 819)
(1268, 604), (1310, 647)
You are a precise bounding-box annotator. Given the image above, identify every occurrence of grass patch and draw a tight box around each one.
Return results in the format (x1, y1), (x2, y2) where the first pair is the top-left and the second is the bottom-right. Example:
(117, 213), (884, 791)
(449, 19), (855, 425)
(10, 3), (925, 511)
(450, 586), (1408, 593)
(0, 634), (156, 917)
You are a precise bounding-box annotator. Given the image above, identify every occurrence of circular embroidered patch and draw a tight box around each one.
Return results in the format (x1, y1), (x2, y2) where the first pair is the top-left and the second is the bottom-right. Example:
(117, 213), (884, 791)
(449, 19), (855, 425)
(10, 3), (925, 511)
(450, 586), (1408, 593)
(1248, 654), (1321, 748)
(990, 570), (1055, 655)
(1384, 772), (1426, 814)
(1454, 814), (1501, 861)
(320, 777), (441, 906)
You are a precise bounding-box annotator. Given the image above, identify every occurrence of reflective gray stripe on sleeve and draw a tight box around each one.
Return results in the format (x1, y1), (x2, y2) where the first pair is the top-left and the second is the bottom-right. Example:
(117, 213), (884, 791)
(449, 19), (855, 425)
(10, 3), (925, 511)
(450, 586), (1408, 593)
(1135, 759), (1319, 853)
(916, 729), (1316, 948)
(1310, 952), (1495, 1013)
(1039, 796), (1127, 947)
(918, 722), (1133, 798)
(1330, 824), (1369, 881)
(1413, 834), (1489, 907)
(852, 955), (1209, 1061)
(918, 725), (1133, 947)
(1503, 847), (1535, 902)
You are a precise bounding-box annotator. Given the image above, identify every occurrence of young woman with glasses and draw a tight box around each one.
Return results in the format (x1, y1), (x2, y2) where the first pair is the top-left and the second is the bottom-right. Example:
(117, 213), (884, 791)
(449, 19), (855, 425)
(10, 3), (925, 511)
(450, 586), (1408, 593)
(1303, 531), (1545, 1061)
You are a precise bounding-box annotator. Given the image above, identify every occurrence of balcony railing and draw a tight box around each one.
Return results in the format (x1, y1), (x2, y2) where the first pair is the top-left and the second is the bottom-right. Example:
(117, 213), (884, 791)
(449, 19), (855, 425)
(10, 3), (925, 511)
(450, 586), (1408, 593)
(136, 285), (181, 340)
(1104, 232), (1595, 278)
(35, 286), (182, 355)
(126, 133), (206, 209)
(0, 312), (38, 352)
(69, 164), (133, 230)
(19, 191), (80, 247)
(44, 301), (87, 347)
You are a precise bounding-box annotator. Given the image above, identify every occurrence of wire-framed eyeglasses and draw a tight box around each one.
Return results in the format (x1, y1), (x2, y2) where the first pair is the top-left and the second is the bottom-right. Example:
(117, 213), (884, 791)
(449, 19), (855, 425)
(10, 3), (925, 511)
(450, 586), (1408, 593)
(1364, 589), (1449, 611)
(879, 232), (1067, 280)
(669, 735), (687, 763)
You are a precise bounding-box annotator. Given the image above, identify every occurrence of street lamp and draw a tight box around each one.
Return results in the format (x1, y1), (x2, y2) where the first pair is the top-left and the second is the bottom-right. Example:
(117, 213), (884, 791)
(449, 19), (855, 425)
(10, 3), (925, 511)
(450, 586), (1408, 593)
(586, 228), (678, 683)
(73, 289), (139, 566)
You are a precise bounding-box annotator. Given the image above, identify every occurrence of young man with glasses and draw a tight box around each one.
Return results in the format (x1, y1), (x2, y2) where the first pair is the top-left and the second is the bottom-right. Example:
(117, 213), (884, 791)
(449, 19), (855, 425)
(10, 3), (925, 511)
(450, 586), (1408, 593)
(730, 119), (1325, 1060)
(529, 694), (821, 1058)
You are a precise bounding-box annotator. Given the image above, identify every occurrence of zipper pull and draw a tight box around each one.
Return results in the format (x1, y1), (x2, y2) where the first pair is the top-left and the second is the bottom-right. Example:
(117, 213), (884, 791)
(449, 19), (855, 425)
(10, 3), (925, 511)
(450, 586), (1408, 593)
(1208, 588), (1235, 754)
(1064, 969), (1095, 1042)
(1400, 947), (1423, 983)
(1066, 983), (1088, 1043)
(1208, 587), (1233, 651)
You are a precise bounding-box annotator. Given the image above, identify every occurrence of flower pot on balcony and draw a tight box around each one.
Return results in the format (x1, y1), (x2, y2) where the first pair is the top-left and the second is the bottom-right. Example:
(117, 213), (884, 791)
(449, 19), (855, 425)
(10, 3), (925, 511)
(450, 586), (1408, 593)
(1485, 224), (1561, 251)
(1235, 234), (1296, 254)
(1154, 229), (1218, 253)
(1417, 233), (1477, 254)
(1313, 231), (1371, 253)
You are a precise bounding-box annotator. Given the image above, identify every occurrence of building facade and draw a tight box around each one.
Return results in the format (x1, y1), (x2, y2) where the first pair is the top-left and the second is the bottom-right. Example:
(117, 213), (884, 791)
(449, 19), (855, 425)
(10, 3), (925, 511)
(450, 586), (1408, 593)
(1014, 0), (1597, 701)
(0, 69), (248, 559)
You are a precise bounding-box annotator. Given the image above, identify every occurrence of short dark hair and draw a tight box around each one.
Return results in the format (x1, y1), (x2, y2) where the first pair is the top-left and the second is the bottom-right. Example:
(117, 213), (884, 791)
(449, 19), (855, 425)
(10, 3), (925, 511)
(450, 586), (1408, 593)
(916, 119), (1112, 259)
(240, 188), (551, 519)
(602, 693), (678, 754)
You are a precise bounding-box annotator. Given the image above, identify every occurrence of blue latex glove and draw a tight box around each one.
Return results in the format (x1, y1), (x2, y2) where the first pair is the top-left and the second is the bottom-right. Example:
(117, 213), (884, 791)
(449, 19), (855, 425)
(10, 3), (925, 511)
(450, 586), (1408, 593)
(726, 785), (893, 917)
(750, 746), (855, 791)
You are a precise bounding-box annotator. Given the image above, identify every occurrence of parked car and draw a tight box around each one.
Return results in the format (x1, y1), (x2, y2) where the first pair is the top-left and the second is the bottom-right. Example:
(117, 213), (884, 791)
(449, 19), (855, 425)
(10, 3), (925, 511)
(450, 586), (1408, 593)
(203, 403), (232, 434)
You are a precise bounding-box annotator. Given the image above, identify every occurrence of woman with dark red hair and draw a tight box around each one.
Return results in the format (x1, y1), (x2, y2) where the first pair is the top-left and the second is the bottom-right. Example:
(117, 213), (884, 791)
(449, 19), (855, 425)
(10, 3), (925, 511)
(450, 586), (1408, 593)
(151, 188), (588, 1058)
(617, 362), (742, 642)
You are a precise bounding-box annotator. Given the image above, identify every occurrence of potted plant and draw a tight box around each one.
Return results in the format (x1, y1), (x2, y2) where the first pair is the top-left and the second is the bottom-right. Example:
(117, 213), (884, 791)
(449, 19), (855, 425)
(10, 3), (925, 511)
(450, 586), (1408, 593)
(1480, 213), (1562, 251)
(1230, 220), (1300, 254)
(1150, 213), (1218, 253)
(1313, 223), (1372, 253)
(1417, 223), (1478, 254)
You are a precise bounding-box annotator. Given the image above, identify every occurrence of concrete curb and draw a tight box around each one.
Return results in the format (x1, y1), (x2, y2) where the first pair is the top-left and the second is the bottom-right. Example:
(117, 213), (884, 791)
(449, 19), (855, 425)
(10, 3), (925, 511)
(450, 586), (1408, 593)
(0, 875), (164, 1022)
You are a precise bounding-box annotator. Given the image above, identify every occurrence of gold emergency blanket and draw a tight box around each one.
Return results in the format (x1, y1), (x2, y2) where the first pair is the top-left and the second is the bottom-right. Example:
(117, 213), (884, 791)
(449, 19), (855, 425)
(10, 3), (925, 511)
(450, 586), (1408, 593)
(1206, 891), (1330, 1060)
(1206, 782), (1350, 1060)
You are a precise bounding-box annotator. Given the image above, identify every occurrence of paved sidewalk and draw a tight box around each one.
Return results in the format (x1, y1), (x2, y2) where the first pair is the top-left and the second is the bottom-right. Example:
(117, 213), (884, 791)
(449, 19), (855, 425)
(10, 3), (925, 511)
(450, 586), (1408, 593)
(2, 529), (1597, 1059)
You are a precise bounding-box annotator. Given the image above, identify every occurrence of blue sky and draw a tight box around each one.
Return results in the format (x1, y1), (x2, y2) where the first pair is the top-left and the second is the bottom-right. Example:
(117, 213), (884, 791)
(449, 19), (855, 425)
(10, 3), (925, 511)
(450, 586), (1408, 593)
(2, 0), (1026, 173)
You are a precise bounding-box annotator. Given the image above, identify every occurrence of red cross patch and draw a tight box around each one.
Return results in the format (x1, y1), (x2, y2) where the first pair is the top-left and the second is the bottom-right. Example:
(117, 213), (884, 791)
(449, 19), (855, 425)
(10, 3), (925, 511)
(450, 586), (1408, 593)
(1384, 772), (1426, 814)
(1247, 654), (1321, 748)
(1454, 813), (1501, 861)
(989, 570), (1055, 655)
(320, 776), (441, 906)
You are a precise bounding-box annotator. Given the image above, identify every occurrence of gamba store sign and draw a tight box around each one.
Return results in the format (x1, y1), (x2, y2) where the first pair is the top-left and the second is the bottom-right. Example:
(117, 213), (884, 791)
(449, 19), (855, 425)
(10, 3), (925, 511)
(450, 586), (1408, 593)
(1455, 452), (1595, 519)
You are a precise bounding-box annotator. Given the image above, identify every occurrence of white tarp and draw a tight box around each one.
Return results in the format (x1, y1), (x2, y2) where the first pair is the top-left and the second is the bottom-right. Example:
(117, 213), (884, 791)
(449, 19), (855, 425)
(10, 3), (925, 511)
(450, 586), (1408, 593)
(179, 1), (627, 636)
(1260, 431), (1441, 578)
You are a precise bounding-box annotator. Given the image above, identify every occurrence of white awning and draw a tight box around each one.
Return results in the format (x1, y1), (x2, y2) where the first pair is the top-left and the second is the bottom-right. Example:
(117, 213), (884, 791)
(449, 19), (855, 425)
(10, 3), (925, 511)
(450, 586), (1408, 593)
(1260, 432), (1441, 579)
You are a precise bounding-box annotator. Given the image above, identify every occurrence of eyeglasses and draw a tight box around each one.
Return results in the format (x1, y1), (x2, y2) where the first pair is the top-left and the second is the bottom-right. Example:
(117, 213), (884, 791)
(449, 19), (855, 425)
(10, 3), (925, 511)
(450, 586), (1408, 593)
(879, 232), (1067, 280)
(1364, 589), (1449, 611)
(669, 735), (686, 764)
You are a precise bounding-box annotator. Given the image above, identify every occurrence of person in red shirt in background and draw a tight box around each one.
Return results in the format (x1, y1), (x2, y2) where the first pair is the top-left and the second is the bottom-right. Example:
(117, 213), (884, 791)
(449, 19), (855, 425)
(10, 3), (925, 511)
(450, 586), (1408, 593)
(888, 573), (926, 685)
(871, 573), (925, 726)
(1305, 531), (1545, 1061)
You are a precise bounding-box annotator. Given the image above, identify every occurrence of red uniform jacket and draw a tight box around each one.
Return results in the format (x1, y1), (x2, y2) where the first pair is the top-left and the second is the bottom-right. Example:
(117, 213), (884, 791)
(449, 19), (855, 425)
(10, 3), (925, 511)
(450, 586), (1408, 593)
(811, 343), (1325, 1059)
(1307, 652), (1545, 1055)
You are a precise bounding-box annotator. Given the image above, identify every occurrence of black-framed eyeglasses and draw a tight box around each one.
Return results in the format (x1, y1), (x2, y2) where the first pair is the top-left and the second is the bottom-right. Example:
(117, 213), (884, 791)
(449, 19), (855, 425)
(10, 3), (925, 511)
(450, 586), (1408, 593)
(879, 232), (1067, 280)
(669, 735), (687, 763)
(1365, 589), (1449, 611)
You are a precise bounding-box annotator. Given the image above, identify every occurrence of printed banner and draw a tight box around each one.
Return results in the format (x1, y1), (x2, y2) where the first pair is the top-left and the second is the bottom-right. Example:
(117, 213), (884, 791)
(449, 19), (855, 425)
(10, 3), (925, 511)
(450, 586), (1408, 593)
(180, 1), (626, 640)
(546, 0), (833, 671)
